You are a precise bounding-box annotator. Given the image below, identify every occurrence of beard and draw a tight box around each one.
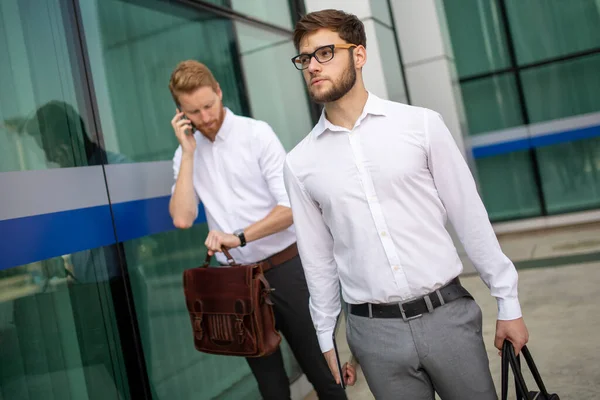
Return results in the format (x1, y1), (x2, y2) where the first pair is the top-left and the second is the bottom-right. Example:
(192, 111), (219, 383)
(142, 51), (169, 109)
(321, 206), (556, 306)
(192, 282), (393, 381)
(197, 103), (225, 137)
(309, 55), (357, 104)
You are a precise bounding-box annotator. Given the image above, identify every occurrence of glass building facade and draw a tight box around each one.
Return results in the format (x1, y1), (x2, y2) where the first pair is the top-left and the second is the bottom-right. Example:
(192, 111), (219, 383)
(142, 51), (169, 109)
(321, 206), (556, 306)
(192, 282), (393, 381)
(444, 0), (600, 221)
(1, 0), (598, 399)
(0, 0), (313, 398)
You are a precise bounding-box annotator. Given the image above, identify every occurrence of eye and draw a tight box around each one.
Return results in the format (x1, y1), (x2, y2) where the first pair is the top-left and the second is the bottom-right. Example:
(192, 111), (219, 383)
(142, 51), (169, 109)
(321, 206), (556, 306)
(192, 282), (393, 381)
(299, 55), (311, 65)
(316, 48), (332, 59)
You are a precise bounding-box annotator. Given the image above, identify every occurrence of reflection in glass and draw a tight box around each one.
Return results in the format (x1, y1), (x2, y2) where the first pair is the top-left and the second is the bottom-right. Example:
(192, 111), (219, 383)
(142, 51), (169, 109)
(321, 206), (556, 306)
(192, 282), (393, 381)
(475, 151), (542, 221)
(443, 0), (511, 78)
(235, 21), (313, 151)
(0, 248), (130, 400)
(81, 0), (247, 163)
(461, 73), (523, 135)
(537, 138), (600, 214)
(506, 0), (600, 65)
(521, 53), (600, 124)
(0, 0), (86, 173)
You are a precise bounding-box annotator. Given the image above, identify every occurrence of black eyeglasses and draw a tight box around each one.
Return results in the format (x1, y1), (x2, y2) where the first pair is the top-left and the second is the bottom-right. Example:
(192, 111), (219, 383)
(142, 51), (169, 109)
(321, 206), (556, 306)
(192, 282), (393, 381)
(291, 44), (357, 70)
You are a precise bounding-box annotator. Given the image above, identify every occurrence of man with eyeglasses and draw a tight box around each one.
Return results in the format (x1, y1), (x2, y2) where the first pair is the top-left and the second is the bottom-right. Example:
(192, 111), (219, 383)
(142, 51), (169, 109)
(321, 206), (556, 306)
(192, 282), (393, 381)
(284, 9), (529, 400)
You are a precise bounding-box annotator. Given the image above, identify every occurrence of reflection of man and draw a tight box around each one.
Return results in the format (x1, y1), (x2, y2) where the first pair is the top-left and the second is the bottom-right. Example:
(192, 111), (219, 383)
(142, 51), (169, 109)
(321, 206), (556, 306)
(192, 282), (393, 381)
(168, 61), (347, 399)
(25, 100), (142, 399)
(27, 100), (129, 282)
(284, 10), (529, 399)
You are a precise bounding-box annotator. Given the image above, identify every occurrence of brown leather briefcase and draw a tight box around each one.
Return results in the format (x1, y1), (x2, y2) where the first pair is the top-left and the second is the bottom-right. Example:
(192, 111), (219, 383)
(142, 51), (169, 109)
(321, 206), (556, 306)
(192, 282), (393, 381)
(182, 248), (281, 357)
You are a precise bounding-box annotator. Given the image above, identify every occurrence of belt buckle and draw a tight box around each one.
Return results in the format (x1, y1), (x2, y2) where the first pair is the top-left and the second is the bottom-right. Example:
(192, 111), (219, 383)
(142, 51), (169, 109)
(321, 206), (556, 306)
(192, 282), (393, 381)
(399, 302), (422, 322)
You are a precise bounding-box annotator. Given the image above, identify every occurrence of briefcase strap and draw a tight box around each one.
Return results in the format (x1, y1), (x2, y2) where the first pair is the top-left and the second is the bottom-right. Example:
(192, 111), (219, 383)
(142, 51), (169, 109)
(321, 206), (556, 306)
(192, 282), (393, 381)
(203, 247), (237, 267)
(502, 341), (551, 400)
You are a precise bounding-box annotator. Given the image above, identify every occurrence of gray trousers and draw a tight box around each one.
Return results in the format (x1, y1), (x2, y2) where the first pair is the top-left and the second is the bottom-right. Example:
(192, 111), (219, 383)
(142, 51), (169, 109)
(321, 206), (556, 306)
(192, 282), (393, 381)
(346, 297), (497, 400)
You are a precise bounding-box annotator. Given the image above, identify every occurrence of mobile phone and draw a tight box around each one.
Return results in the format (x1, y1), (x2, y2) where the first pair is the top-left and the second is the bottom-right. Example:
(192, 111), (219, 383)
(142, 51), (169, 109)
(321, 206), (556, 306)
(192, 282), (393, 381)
(174, 101), (197, 135)
(332, 313), (346, 390)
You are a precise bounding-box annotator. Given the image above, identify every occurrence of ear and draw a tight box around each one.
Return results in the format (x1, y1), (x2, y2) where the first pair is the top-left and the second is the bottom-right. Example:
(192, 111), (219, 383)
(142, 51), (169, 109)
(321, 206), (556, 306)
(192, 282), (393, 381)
(353, 45), (367, 69)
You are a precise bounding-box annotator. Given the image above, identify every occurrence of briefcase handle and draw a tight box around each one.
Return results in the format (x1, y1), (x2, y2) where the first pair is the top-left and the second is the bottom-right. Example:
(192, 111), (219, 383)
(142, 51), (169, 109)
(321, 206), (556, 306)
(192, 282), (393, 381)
(202, 247), (238, 267)
(501, 340), (551, 400)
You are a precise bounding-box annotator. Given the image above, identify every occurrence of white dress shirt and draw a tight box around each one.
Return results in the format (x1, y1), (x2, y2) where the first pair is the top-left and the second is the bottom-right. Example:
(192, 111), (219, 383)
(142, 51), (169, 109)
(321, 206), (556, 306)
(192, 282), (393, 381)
(172, 108), (296, 265)
(283, 93), (521, 352)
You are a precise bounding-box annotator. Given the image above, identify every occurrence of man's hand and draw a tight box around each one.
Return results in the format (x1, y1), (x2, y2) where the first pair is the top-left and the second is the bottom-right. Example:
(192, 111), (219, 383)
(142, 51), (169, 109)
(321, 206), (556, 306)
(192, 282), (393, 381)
(205, 230), (241, 256)
(342, 361), (356, 386)
(495, 317), (529, 356)
(324, 349), (342, 385)
(171, 109), (196, 155)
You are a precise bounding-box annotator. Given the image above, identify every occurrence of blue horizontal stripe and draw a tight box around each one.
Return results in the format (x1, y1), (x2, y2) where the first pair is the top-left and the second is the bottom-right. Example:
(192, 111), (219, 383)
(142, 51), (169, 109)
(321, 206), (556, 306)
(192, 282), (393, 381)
(530, 124), (600, 148)
(112, 196), (206, 242)
(472, 138), (532, 158)
(0, 205), (116, 270)
(0, 196), (207, 271)
(472, 124), (600, 158)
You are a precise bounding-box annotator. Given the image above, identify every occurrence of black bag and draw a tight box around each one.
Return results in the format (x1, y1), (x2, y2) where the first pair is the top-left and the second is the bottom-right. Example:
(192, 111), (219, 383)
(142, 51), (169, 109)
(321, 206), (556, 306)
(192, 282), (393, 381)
(502, 340), (560, 400)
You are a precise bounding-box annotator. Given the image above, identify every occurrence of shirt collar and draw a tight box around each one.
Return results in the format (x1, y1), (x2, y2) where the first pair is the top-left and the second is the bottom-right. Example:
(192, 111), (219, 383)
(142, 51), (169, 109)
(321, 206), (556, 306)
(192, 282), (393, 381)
(215, 107), (233, 141)
(311, 92), (388, 138)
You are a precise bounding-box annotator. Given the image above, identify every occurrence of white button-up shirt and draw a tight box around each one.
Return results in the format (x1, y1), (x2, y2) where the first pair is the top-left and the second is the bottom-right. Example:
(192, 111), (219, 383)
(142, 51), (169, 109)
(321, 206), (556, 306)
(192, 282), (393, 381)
(283, 93), (521, 352)
(172, 108), (296, 265)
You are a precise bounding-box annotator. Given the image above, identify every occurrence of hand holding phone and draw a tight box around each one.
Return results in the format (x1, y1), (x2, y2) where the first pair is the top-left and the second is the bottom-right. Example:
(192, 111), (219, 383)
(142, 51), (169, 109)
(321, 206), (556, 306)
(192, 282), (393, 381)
(170, 106), (196, 154)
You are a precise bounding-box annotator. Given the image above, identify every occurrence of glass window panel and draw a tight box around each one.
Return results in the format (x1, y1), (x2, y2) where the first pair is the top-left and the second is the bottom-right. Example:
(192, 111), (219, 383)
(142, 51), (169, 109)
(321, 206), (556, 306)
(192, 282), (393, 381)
(536, 137), (600, 214)
(81, 0), (247, 163)
(0, 247), (130, 400)
(475, 151), (542, 221)
(230, 0), (294, 29)
(505, 0), (600, 65)
(0, 0), (95, 172)
(234, 22), (314, 150)
(521, 53), (600, 124)
(373, 21), (407, 104)
(461, 73), (523, 135)
(443, 0), (511, 78)
(369, 0), (393, 27)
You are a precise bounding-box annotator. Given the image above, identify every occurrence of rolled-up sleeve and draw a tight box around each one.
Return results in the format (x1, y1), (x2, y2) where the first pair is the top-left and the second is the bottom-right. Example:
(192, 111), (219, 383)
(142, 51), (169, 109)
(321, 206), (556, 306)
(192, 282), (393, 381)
(283, 159), (340, 352)
(258, 124), (291, 207)
(425, 110), (522, 320)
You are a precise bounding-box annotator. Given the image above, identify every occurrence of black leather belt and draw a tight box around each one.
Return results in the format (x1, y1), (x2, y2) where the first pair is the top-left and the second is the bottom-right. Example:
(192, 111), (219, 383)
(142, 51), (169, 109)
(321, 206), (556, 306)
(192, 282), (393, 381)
(349, 278), (472, 321)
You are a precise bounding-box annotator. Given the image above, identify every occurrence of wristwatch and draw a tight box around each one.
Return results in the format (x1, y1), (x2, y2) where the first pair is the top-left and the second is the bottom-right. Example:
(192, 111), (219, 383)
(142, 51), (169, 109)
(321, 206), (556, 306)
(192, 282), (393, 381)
(233, 229), (247, 247)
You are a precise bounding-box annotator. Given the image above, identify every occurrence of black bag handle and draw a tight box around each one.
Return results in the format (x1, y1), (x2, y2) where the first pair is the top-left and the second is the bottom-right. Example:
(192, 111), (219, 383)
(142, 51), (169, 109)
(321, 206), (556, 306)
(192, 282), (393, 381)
(501, 340), (551, 400)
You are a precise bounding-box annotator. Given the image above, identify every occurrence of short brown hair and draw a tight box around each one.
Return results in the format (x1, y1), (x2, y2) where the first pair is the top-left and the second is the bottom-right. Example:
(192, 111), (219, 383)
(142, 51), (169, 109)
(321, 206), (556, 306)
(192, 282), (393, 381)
(293, 9), (366, 50)
(169, 60), (218, 104)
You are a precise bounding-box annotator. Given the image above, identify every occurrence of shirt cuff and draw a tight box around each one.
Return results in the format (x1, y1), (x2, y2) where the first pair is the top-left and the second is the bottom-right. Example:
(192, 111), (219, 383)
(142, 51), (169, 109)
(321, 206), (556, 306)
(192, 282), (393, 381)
(497, 297), (522, 320)
(317, 329), (335, 353)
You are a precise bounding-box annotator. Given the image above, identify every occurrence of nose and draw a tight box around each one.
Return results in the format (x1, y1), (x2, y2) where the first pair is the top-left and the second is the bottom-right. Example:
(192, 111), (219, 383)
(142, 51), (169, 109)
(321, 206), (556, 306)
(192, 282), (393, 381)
(201, 110), (212, 123)
(307, 56), (322, 74)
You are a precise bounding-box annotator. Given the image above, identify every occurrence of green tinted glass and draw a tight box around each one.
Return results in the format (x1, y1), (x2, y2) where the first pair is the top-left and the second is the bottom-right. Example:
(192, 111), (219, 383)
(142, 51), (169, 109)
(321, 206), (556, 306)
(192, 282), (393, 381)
(443, 0), (511, 78)
(475, 151), (542, 221)
(506, 0), (600, 65)
(0, 248), (130, 400)
(461, 73), (523, 135)
(521, 53), (600, 123)
(0, 0), (92, 172)
(536, 137), (600, 214)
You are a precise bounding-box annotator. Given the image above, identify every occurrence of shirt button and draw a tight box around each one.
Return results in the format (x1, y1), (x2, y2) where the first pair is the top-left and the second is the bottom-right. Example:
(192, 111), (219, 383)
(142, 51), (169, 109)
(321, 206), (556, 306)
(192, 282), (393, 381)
(393, 266), (399, 271)
(381, 231), (387, 237)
